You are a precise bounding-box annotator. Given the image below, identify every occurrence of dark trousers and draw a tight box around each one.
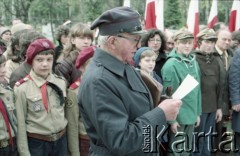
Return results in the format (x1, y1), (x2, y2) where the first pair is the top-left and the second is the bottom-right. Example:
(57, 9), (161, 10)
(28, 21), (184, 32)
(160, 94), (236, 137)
(0, 145), (18, 156)
(192, 112), (216, 156)
(79, 137), (90, 156)
(28, 133), (67, 156)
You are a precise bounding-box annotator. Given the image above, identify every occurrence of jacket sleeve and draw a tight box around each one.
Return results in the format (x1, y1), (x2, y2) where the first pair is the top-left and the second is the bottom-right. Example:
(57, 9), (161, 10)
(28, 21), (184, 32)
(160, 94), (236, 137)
(79, 78), (167, 155)
(14, 87), (31, 156)
(65, 89), (80, 156)
(229, 50), (240, 105)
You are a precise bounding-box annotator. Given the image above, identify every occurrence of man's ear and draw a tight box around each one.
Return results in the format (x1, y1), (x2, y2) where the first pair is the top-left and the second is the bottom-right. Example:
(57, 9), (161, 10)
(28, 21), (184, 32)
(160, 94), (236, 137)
(107, 36), (117, 49)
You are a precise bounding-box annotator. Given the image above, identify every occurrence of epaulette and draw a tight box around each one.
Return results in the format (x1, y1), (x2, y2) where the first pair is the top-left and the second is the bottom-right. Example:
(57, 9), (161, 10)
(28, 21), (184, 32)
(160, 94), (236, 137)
(15, 77), (29, 87)
(69, 79), (81, 90)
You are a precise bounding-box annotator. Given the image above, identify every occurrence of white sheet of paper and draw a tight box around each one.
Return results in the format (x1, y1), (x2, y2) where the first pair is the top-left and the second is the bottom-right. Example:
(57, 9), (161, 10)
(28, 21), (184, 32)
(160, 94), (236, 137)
(172, 74), (199, 99)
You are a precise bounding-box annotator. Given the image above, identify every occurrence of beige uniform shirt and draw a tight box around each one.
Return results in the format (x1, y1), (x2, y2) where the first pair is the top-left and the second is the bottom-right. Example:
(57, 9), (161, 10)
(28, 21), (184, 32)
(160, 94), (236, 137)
(5, 60), (21, 83)
(14, 70), (67, 156)
(66, 79), (87, 156)
(0, 84), (16, 141)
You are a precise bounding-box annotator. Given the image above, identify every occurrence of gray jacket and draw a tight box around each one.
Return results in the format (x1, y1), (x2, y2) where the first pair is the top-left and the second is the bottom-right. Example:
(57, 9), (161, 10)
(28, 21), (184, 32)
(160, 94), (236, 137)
(78, 48), (167, 156)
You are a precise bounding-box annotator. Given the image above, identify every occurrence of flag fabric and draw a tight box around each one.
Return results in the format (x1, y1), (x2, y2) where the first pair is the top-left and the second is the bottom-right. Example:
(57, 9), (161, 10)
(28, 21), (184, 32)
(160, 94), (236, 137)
(123, 0), (130, 7)
(145, 0), (156, 29)
(144, 0), (164, 30)
(155, 0), (164, 30)
(228, 0), (240, 32)
(186, 0), (199, 48)
(208, 0), (218, 28)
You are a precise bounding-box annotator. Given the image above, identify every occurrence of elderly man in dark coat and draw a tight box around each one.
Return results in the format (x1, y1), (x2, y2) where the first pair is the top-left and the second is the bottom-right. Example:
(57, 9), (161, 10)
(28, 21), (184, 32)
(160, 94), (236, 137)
(78, 7), (182, 156)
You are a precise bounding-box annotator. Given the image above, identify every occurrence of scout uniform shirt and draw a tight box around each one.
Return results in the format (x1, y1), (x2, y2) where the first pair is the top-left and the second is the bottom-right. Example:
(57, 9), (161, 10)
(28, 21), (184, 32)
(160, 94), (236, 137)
(65, 78), (82, 156)
(0, 84), (16, 148)
(14, 70), (68, 156)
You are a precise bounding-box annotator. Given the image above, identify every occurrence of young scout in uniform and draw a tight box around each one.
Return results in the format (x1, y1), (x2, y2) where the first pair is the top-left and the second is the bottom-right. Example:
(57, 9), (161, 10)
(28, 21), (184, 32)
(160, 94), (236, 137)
(0, 54), (18, 156)
(14, 38), (68, 156)
(161, 28), (201, 156)
(66, 46), (95, 156)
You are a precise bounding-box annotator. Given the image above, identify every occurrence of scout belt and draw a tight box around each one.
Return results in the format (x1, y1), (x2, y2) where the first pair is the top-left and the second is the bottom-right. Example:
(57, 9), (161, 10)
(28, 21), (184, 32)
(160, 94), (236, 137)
(27, 128), (66, 142)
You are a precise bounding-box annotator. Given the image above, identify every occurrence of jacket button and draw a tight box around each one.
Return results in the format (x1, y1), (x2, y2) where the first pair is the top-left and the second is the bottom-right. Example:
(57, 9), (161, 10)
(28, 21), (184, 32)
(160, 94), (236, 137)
(96, 63), (102, 67)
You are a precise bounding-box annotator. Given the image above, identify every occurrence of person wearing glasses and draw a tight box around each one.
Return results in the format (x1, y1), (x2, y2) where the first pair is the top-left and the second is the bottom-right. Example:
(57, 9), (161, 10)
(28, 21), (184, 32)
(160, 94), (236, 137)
(78, 7), (182, 156)
(141, 29), (167, 78)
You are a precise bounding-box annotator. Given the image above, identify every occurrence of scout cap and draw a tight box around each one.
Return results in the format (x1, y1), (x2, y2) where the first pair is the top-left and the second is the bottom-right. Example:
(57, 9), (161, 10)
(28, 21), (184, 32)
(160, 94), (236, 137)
(26, 38), (55, 65)
(75, 46), (95, 69)
(90, 7), (145, 36)
(174, 28), (194, 41)
(197, 28), (217, 40)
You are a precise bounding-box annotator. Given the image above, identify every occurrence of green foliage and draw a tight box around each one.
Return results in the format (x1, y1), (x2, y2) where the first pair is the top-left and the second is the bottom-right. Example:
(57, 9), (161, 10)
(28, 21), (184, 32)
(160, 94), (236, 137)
(164, 0), (181, 29)
(82, 0), (105, 23)
(29, 0), (69, 25)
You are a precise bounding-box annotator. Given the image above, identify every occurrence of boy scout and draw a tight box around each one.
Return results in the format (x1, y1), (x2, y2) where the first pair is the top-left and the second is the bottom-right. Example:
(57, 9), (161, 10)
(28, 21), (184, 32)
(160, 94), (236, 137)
(66, 46), (95, 156)
(0, 54), (17, 156)
(14, 38), (68, 156)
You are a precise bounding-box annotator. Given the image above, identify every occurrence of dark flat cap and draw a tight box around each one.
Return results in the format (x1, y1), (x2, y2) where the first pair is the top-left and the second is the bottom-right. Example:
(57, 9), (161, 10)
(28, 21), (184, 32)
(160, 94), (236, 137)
(90, 7), (145, 36)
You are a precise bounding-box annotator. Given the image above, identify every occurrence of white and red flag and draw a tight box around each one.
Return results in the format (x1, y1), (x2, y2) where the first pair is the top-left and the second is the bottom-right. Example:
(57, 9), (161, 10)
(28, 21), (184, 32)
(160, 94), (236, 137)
(123, 0), (130, 7)
(186, 0), (199, 48)
(208, 0), (218, 28)
(144, 0), (164, 30)
(228, 0), (240, 32)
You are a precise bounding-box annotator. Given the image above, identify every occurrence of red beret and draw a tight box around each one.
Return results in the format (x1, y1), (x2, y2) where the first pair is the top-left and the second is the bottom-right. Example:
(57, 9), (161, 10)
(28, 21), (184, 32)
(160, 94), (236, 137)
(26, 38), (55, 65)
(75, 46), (95, 69)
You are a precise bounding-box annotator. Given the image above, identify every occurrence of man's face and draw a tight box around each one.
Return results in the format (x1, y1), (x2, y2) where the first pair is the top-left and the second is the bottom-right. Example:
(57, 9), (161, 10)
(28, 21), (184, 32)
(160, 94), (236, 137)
(166, 36), (175, 52)
(216, 30), (232, 51)
(32, 54), (53, 79)
(231, 40), (240, 51)
(114, 33), (141, 63)
(175, 39), (193, 56)
(199, 39), (215, 54)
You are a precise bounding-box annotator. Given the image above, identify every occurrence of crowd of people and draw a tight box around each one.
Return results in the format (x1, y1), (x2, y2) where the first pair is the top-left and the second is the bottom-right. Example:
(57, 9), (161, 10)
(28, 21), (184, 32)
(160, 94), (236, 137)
(0, 6), (240, 156)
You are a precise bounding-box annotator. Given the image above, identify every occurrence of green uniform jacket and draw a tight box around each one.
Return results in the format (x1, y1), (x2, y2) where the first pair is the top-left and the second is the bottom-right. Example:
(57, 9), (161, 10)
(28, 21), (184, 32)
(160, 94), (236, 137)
(161, 50), (202, 125)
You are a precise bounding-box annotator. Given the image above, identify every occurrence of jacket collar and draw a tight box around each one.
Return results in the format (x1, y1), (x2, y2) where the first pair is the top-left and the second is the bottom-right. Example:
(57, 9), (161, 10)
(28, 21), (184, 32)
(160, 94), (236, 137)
(93, 48), (125, 77)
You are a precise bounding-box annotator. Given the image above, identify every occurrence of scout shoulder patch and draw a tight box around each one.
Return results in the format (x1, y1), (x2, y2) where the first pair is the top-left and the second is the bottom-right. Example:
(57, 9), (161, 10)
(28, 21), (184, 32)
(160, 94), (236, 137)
(15, 76), (29, 87)
(65, 97), (73, 107)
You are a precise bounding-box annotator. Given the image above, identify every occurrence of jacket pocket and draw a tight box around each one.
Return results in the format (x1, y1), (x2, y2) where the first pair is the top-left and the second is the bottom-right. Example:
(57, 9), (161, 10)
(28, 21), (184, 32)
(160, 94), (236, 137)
(27, 94), (44, 112)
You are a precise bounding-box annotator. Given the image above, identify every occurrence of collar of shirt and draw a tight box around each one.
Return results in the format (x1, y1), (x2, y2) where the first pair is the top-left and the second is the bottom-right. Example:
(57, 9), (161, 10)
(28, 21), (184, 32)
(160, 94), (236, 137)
(93, 48), (125, 77)
(215, 45), (227, 56)
(29, 70), (55, 87)
(0, 84), (7, 94)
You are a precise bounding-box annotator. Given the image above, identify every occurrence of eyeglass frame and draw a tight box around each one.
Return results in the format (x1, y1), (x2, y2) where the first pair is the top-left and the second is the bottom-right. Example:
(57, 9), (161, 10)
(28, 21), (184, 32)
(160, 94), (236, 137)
(116, 34), (142, 47)
(148, 38), (162, 44)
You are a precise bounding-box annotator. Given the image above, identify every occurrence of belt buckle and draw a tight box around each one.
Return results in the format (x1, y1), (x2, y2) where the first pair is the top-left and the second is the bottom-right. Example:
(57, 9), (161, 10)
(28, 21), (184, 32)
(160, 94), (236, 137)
(0, 140), (9, 148)
(50, 133), (58, 142)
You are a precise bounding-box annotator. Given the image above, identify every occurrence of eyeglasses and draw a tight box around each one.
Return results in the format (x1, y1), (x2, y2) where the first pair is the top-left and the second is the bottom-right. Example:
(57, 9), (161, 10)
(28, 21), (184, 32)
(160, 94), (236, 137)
(149, 39), (162, 43)
(116, 34), (141, 47)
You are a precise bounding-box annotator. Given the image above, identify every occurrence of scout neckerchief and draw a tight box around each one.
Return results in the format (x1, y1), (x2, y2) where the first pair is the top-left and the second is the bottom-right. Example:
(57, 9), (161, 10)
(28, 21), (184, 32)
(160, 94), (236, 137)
(0, 98), (13, 147)
(27, 75), (49, 112)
